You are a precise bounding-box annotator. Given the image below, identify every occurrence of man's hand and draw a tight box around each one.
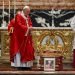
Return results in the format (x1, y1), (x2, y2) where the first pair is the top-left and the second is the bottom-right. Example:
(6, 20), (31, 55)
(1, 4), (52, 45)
(25, 27), (32, 36)
(28, 27), (33, 35)
(9, 27), (14, 34)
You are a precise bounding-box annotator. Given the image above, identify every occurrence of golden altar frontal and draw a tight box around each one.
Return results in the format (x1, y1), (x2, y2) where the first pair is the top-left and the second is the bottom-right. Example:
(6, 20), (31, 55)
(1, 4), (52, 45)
(0, 27), (10, 62)
(31, 27), (74, 61)
(0, 27), (74, 63)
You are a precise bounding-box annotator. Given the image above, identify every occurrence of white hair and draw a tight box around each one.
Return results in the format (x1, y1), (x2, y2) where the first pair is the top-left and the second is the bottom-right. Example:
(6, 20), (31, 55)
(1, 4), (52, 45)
(23, 6), (30, 10)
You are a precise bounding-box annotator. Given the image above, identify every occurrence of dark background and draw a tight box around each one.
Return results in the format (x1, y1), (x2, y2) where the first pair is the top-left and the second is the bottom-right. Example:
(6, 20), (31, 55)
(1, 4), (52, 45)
(0, 9), (75, 27)
(30, 10), (75, 27)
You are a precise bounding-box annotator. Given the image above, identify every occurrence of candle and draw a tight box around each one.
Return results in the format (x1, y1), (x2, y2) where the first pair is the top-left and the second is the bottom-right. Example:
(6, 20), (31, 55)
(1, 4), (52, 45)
(9, 0), (10, 22)
(14, 0), (16, 17)
(3, 0), (4, 22)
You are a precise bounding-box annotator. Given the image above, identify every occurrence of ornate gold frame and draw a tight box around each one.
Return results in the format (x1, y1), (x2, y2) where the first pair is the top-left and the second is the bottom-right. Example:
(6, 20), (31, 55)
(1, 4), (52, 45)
(31, 28), (74, 60)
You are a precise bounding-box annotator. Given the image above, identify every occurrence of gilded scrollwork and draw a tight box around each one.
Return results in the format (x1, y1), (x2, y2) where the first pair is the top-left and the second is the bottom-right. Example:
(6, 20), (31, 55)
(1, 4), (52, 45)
(0, 31), (10, 61)
(31, 29), (74, 60)
(0, 28), (74, 62)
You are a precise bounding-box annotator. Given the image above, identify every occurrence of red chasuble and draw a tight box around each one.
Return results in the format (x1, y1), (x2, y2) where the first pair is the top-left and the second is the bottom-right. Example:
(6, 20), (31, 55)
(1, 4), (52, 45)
(8, 12), (34, 63)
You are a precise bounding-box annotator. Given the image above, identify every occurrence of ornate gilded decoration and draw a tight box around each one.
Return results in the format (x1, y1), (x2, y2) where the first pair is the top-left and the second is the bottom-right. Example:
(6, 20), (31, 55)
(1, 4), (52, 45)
(0, 27), (74, 62)
(31, 28), (74, 60)
(0, 30), (10, 62)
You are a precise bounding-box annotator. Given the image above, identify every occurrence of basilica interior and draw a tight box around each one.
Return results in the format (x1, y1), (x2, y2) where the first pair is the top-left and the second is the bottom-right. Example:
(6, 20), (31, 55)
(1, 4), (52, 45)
(0, 0), (75, 75)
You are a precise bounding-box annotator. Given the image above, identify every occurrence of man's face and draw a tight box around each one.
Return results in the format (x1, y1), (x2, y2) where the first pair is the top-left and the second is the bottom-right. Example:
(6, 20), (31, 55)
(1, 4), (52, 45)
(24, 8), (30, 16)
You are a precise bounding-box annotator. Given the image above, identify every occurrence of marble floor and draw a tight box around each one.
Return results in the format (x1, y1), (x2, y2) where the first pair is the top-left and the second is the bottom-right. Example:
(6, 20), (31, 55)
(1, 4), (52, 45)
(0, 62), (75, 75)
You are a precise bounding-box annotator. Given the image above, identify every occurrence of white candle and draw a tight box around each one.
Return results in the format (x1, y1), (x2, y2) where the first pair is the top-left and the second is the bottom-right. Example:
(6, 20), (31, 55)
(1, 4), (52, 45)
(14, 0), (16, 17)
(52, 8), (55, 27)
(9, 0), (10, 21)
(3, 0), (4, 22)
(1, 0), (5, 27)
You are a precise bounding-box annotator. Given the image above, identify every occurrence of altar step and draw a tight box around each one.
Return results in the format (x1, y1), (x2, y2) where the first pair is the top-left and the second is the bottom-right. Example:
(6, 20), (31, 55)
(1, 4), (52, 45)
(0, 71), (75, 75)
(0, 62), (75, 75)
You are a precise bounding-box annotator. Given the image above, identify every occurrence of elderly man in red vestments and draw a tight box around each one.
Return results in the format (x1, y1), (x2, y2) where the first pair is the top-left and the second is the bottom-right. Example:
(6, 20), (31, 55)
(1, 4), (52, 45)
(8, 6), (34, 69)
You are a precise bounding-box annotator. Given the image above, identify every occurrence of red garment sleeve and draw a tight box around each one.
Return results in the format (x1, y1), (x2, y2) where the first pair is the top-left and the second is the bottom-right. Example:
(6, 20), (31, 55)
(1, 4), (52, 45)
(8, 23), (11, 32)
(8, 19), (14, 32)
(15, 14), (28, 33)
(29, 17), (32, 27)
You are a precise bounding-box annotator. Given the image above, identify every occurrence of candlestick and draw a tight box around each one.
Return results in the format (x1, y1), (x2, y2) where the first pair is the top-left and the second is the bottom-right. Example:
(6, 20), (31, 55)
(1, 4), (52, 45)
(14, 0), (16, 17)
(9, 0), (10, 22)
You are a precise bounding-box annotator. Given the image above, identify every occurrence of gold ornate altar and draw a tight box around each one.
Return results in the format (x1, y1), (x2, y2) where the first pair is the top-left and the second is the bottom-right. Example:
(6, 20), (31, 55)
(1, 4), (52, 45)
(31, 27), (74, 62)
(0, 27), (10, 62)
(0, 27), (74, 63)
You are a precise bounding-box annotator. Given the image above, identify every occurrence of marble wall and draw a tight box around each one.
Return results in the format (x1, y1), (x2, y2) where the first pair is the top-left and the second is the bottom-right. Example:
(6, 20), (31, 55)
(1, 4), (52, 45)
(0, 0), (75, 9)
